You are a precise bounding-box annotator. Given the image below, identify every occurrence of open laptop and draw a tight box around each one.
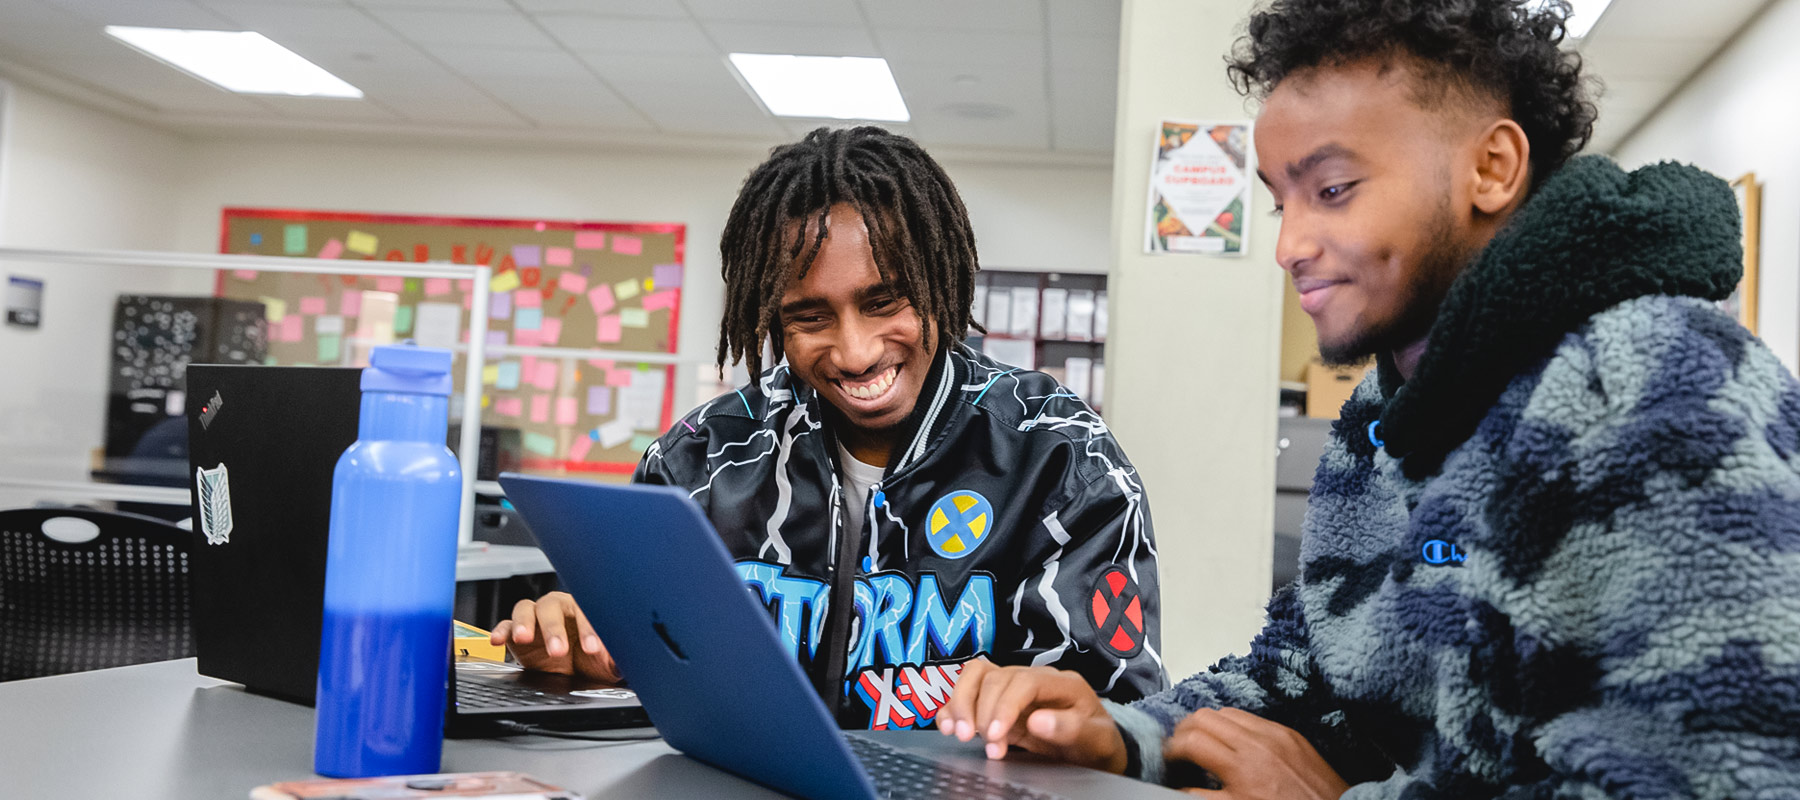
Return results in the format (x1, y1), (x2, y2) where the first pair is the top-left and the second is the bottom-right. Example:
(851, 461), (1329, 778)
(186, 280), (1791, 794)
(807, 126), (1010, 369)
(500, 474), (1177, 800)
(183, 363), (646, 737)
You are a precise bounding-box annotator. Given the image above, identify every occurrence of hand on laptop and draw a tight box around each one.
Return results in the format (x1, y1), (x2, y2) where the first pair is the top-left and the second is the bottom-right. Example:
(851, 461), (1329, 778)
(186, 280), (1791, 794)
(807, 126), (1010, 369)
(1159, 707), (1349, 799)
(936, 658), (1129, 774)
(488, 591), (622, 683)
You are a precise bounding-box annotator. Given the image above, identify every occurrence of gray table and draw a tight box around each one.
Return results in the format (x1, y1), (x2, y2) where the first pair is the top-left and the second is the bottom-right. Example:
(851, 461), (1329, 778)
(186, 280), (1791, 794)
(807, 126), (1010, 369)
(0, 659), (1178, 799)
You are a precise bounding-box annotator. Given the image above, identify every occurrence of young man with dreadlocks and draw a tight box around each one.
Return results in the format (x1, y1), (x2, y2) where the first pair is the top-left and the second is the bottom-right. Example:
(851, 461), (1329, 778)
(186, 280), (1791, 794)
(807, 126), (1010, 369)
(936, 0), (1800, 796)
(492, 126), (1166, 730)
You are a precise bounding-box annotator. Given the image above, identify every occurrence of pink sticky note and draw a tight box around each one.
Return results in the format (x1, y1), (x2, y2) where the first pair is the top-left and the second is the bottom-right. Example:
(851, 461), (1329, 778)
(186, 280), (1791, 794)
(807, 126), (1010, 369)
(299, 296), (327, 315)
(530, 395), (550, 423)
(462, 293), (472, 310)
(611, 235), (642, 255)
(569, 435), (593, 461)
(605, 367), (633, 387)
(280, 315), (303, 342)
(641, 290), (677, 312)
(513, 328), (541, 348)
(457, 279), (473, 293)
(375, 276), (405, 294)
(546, 246), (573, 267)
(317, 239), (344, 260)
(555, 396), (578, 426)
(588, 285), (616, 316)
(532, 361), (558, 390)
(495, 397), (523, 418)
(652, 263), (683, 289)
(586, 358), (615, 371)
(340, 290), (362, 317)
(233, 270), (258, 281)
(521, 356), (537, 378)
(539, 317), (563, 346)
(424, 278), (451, 296)
(596, 314), (622, 344)
(514, 289), (541, 309)
(574, 231), (606, 250)
(558, 272), (588, 295)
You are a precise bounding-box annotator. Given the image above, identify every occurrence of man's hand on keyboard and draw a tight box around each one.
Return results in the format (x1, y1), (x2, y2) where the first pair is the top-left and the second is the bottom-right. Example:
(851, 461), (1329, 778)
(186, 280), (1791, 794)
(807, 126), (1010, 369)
(937, 658), (1128, 775)
(489, 591), (622, 683)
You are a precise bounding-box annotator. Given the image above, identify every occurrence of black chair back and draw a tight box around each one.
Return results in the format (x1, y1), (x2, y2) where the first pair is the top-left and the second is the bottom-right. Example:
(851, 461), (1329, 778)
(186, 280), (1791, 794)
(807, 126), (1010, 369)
(0, 506), (194, 681)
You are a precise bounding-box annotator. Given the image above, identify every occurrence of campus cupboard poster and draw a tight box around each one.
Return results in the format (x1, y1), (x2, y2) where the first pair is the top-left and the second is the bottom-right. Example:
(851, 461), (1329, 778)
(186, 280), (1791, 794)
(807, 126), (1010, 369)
(1144, 120), (1253, 255)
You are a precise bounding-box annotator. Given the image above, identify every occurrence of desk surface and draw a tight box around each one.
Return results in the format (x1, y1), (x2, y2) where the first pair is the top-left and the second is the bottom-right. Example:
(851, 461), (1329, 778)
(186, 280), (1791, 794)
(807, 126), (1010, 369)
(0, 659), (1177, 799)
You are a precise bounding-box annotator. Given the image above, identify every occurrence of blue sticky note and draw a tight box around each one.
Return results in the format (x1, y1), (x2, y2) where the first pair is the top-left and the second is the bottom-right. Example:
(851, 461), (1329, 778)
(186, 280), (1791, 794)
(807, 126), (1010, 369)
(250, 232), (264, 246)
(496, 361), (521, 390)
(516, 307), (543, 331)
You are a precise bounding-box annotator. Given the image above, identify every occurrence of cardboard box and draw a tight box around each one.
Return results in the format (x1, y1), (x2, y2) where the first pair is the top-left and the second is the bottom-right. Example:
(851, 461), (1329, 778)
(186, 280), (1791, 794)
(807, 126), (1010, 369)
(1304, 360), (1372, 419)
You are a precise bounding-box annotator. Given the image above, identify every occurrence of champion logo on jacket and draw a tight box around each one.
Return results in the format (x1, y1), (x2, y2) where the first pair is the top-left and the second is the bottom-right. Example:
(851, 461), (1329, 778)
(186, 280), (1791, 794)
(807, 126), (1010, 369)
(636, 344), (1167, 728)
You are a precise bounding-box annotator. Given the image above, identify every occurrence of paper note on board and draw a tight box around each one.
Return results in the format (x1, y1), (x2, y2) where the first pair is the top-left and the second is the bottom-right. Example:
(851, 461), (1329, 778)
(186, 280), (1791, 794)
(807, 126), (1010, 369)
(340, 290), (362, 318)
(317, 239), (344, 260)
(613, 279), (641, 301)
(652, 263), (683, 288)
(375, 276), (404, 294)
(315, 315), (345, 336)
(261, 297), (287, 323)
(512, 245), (542, 268)
(495, 397), (522, 418)
(425, 278), (451, 297)
(393, 305), (414, 334)
(530, 395), (549, 423)
(546, 247), (573, 267)
(496, 361), (521, 390)
(596, 314), (622, 344)
(516, 307), (542, 330)
(574, 231), (606, 250)
(345, 230), (378, 256)
(490, 270), (522, 293)
(555, 396), (578, 426)
(588, 285), (616, 315)
(284, 225), (307, 255)
(317, 334), (341, 363)
(299, 296), (327, 315)
(523, 431), (555, 456)
(539, 317), (563, 346)
(489, 291), (512, 320)
(597, 418), (633, 448)
(569, 435), (593, 461)
(620, 308), (649, 328)
(640, 290), (676, 312)
(514, 289), (541, 309)
(558, 273), (588, 295)
(612, 235), (642, 255)
(587, 386), (612, 415)
(482, 365), (499, 385)
(413, 302), (461, 350)
(531, 360), (558, 391)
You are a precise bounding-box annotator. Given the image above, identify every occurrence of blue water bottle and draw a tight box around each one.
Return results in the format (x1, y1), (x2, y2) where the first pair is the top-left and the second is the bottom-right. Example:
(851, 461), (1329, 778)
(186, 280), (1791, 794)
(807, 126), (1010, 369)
(314, 343), (462, 778)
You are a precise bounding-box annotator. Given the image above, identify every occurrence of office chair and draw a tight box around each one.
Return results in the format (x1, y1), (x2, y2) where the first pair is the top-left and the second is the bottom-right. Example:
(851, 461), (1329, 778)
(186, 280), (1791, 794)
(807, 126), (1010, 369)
(0, 506), (194, 681)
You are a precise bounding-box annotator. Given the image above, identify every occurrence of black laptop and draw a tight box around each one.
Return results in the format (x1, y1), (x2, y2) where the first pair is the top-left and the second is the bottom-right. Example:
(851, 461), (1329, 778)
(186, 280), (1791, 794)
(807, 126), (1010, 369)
(183, 363), (646, 737)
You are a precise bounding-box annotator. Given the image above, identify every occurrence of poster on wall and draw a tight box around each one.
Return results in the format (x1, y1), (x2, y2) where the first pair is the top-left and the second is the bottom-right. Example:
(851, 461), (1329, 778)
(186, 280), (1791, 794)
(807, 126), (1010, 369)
(1722, 173), (1761, 334)
(1144, 120), (1252, 256)
(218, 208), (684, 474)
(5, 275), (43, 329)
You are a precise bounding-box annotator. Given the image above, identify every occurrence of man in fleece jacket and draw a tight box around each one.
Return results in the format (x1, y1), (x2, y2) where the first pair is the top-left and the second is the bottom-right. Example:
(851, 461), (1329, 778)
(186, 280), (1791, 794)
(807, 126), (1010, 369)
(934, 0), (1800, 797)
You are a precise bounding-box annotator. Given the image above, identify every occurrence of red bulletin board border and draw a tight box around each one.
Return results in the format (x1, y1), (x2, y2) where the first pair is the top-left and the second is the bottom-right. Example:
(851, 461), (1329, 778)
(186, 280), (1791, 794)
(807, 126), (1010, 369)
(218, 207), (687, 473)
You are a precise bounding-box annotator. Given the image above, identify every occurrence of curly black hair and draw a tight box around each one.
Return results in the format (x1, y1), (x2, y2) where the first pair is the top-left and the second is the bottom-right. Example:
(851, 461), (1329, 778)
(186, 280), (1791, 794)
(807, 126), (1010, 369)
(717, 126), (981, 377)
(1226, 0), (1597, 185)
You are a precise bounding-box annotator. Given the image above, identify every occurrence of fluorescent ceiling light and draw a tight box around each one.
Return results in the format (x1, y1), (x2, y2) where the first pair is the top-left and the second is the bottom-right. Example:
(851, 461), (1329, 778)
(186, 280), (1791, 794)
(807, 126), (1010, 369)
(1533, 0), (1616, 39)
(728, 53), (909, 122)
(105, 26), (363, 98)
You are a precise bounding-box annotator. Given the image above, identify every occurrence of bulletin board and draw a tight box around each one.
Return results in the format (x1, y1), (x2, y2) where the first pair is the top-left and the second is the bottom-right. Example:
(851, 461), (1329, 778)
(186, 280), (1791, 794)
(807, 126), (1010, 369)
(217, 207), (685, 474)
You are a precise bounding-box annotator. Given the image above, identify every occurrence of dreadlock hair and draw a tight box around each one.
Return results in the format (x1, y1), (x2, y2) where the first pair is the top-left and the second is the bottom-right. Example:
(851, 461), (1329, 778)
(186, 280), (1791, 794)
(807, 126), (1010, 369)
(717, 126), (982, 378)
(1225, 0), (1597, 189)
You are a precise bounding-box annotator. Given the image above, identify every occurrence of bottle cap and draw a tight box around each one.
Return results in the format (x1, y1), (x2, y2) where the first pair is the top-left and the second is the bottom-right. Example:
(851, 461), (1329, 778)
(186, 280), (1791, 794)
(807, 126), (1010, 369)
(363, 341), (454, 396)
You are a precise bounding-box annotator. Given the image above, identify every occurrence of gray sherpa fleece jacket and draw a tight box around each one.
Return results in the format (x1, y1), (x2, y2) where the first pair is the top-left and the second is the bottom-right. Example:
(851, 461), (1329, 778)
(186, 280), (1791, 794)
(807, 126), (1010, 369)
(1108, 156), (1800, 798)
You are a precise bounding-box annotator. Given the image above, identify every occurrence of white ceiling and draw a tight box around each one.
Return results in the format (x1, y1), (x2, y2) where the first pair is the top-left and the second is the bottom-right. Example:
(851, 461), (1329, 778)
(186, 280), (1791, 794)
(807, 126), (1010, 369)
(0, 0), (1122, 161)
(0, 0), (1773, 161)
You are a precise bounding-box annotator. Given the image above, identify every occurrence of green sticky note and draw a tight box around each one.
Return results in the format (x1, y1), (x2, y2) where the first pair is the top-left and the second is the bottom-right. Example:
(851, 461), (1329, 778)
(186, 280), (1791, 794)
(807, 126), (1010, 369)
(620, 308), (650, 328)
(523, 431), (557, 456)
(283, 224), (307, 255)
(317, 333), (341, 363)
(394, 305), (414, 334)
(264, 355), (278, 366)
(405, 278), (421, 294)
(630, 434), (655, 452)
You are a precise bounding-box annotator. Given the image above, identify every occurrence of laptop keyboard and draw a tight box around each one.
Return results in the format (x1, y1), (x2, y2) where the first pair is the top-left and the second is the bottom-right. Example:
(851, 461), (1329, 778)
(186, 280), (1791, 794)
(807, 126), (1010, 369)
(455, 675), (591, 709)
(845, 735), (1065, 800)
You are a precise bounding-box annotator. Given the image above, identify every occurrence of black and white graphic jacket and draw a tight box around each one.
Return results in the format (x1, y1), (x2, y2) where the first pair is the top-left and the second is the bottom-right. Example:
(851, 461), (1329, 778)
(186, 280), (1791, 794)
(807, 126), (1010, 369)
(634, 343), (1167, 729)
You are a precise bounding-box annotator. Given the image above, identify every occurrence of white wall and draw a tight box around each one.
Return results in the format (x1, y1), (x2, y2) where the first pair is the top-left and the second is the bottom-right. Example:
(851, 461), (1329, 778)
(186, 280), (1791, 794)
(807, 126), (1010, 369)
(1612, 0), (1800, 372)
(0, 81), (202, 493)
(171, 135), (1113, 413)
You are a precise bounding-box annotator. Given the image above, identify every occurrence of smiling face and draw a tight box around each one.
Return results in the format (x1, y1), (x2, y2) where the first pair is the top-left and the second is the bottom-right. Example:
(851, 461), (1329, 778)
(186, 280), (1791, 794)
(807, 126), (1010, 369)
(1256, 59), (1506, 366)
(778, 204), (938, 464)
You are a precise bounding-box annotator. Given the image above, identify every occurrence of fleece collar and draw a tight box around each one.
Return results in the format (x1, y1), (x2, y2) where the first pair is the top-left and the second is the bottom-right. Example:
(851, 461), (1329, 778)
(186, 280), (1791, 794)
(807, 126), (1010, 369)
(1363, 155), (1743, 479)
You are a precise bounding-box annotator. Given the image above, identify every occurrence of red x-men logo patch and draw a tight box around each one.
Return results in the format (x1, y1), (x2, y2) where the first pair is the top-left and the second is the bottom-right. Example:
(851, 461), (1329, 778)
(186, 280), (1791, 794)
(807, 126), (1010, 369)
(1089, 567), (1144, 658)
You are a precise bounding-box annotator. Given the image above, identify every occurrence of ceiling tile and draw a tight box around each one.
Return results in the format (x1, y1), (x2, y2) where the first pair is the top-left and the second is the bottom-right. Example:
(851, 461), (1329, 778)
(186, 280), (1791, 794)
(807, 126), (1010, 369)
(43, 0), (236, 29)
(469, 77), (654, 130)
(259, 94), (400, 121)
(372, 80), (528, 125)
(361, 7), (555, 47)
(702, 22), (879, 57)
(350, 0), (513, 8)
(539, 15), (715, 54)
(582, 53), (787, 137)
(679, 0), (865, 27)
(890, 60), (1048, 149)
(275, 33), (444, 79)
(1580, 36), (1717, 80)
(426, 45), (591, 78)
(200, 3), (393, 40)
(513, 0), (687, 15)
(1046, 0), (1119, 40)
(858, 0), (1042, 33)
(1049, 36), (1115, 152)
(876, 29), (1042, 66)
(22, 47), (277, 114)
(1585, 0), (1767, 41)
